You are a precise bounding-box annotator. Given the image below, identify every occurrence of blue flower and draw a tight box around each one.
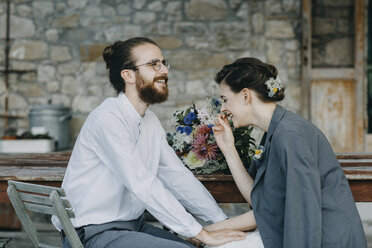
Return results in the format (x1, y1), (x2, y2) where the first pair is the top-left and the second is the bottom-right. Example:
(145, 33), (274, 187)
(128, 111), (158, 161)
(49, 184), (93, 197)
(207, 124), (214, 134)
(213, 99), (221, 107)
(184, 112), (196, 125)
(177, 126), (184, 133)
(184, 126), (192, 135)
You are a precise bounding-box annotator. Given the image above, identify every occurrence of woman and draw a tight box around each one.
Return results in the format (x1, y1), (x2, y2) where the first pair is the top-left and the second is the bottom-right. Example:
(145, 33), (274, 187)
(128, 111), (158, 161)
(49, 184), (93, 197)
(205, 57), (367, 248)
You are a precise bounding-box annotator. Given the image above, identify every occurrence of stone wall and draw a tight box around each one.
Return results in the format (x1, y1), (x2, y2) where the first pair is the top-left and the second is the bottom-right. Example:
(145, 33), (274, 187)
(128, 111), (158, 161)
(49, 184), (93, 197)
(1, 0), (301, 145)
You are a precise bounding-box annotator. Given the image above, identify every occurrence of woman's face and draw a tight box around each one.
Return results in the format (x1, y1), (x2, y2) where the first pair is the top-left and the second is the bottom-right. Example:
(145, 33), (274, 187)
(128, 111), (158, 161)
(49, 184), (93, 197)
(219, 82), (246, 128)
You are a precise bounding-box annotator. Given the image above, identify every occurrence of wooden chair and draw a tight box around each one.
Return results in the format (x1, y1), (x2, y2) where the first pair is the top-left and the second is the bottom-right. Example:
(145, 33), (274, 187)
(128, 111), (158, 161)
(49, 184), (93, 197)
(6, 180), (83, 248)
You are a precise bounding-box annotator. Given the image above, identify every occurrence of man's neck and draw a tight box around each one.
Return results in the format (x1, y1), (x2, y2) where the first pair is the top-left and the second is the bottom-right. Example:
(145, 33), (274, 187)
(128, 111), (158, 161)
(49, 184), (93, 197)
(124, 91), (149, 117)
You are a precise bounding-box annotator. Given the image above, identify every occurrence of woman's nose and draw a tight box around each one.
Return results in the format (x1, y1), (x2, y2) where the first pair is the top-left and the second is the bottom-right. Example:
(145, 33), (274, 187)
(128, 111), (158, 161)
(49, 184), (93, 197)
(220, 104), (226, 113)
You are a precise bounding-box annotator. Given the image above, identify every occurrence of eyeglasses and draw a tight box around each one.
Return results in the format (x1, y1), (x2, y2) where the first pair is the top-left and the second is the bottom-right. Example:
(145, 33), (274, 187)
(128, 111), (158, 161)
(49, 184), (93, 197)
(134, 59), (170, 71)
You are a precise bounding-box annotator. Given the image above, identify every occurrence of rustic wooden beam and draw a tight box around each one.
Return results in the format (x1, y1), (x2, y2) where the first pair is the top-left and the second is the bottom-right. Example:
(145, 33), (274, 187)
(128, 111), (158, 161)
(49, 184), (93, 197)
(301, 0), (312, 120)
(311, 68), (355, 80)
(354, 0), (367, 151)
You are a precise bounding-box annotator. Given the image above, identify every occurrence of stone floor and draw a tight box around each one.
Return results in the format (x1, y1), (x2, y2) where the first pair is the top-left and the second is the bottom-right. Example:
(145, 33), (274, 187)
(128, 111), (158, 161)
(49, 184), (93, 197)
(1, 203), (371, 247)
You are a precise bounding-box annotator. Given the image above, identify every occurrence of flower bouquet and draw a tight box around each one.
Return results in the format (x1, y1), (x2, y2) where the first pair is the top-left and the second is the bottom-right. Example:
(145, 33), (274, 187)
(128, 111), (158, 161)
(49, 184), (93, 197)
(166, 98), (257, 174)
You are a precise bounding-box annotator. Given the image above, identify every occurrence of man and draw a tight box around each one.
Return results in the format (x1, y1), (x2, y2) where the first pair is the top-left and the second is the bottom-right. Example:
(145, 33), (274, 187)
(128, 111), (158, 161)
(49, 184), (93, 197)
(52, 37), (245, 248)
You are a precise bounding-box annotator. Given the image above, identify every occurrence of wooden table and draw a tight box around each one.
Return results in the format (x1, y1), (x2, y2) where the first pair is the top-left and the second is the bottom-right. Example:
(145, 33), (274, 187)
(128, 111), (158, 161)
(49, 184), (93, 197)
(0, 152), (372, 203)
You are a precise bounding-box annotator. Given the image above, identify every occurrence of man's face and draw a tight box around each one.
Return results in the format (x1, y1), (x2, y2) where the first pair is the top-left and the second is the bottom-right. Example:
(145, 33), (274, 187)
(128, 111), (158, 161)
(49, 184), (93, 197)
(131, 43), (169, 104)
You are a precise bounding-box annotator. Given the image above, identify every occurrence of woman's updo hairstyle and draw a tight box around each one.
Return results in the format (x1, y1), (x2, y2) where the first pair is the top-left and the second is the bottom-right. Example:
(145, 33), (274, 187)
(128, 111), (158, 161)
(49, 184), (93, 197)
(215, 57), (285, 102)
(103, 37), (158, 94)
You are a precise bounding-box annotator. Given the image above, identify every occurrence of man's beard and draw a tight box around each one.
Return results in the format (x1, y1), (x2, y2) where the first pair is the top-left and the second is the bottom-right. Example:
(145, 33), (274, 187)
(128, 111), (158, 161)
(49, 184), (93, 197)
(136, 74), (169, 104)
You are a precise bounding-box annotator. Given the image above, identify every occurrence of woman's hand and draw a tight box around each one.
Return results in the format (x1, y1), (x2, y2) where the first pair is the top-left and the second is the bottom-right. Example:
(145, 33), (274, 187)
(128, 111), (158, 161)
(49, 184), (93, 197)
(212, 114), (235, 155)
(195, 228), (247, 247)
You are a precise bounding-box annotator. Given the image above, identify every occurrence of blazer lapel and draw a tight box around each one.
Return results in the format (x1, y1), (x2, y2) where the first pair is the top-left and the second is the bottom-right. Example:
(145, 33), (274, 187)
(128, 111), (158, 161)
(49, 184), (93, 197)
(252, 105), (286, 188)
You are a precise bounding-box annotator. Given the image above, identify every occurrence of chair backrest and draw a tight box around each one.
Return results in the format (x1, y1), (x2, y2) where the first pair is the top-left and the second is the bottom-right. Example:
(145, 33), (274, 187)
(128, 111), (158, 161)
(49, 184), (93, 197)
(7, 180), (83, 248)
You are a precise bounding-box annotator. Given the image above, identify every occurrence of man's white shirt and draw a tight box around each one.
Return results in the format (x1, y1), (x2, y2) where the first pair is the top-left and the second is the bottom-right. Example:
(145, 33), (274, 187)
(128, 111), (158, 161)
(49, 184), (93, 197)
(52, 93), (226, 237)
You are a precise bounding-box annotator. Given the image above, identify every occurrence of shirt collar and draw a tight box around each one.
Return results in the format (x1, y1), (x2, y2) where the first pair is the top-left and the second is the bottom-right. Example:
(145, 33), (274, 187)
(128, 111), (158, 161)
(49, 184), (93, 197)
(118, 92), (144, 126)
(265, 105), (286, 145)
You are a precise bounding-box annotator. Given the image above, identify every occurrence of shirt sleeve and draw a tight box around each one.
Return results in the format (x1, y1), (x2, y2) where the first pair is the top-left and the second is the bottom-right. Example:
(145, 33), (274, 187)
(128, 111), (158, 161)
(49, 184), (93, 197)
(274, 131), (321, 248)
(157, 129), (227, 224)
(90, 111), (202, 237)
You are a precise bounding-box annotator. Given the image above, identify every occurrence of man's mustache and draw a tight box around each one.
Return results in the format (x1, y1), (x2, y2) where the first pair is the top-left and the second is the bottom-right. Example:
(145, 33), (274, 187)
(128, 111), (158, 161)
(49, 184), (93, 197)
(153, 75), (168, 84)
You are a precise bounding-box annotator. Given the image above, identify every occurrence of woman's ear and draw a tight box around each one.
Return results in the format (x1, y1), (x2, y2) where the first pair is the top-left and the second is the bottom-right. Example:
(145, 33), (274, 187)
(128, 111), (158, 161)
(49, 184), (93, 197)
(241, 88), (251, 104)
(121, 69), (136, 85)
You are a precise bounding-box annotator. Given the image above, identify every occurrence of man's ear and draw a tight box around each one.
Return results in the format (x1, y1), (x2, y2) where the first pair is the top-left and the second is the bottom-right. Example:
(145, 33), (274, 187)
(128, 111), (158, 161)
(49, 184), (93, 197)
(241, 88), (251, 104)
(121, 69), (136, 85)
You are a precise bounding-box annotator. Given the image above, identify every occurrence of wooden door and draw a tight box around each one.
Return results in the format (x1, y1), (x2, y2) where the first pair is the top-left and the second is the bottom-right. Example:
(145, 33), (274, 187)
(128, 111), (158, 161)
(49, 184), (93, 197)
(302, 0), (367, 152)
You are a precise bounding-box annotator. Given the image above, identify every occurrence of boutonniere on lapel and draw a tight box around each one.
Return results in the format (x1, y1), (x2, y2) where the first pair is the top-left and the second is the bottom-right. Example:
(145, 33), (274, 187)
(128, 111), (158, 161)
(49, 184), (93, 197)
(253, 146), (265, 161)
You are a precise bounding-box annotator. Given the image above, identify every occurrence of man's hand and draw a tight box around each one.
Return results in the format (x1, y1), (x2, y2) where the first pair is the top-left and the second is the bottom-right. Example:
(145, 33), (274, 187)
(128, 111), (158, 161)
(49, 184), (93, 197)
(194, 228), (247, 247)
(186, 237), (203, 247)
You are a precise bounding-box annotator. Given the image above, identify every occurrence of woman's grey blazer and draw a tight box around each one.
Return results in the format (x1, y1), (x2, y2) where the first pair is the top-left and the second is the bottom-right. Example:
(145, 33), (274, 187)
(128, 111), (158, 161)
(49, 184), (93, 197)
(248, 105), (367, 248)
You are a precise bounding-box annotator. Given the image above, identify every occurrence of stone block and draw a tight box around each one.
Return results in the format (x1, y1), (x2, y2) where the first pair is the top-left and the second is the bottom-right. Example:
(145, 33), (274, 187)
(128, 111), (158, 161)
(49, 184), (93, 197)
(68, 0), (88, 9)
(117, 4), (131, 15)
(46, 29), (59, 42)
(16, 4), (32, 17)
(63, 29), (92, 42)
(133, 12), (156, 24)
(62, 76), (78, 95)
(32, 1), (54, 19)
(79, 44), (108, 62)
(10, 61), (36, 71)
(84, 6), (102, 16)
(37, 64), (56, 83)
(52, 14), (79, 28)
(58, 61), (80, 75)
(46, 81), (60, 93)
(51, 94), (71, 106)
(133, 0), (147, 10)
(10, 41), (48, 60)
(8, 94), (28, 110)
(145, 22), (172, 35)
(170, 51), (230, 70)
(252, 13), (264, 34)
(250, 36), (266, 51)
(102, 5), (116, 16)
(174, 22), (208, 36)
(186, 0), (227, 21)
(19, 72), (37, 82)
(152, 37), (182, 50)
(0, 15), (35, 39)
(51, 46), (72, 62)
(17, 82), (45, 97)
(185, 36), (210, 50)
(163, 1), (182, 21)
(236, 2), (249, 19)
(266, 39), (283, 64)
(285, 40), (299, 51)
(266, 20), (294, 38)
(147, 1), (163, 11)
(72, 95), (101, 113)
(209, 23), (250, 50)
(265, 0), (282, 15)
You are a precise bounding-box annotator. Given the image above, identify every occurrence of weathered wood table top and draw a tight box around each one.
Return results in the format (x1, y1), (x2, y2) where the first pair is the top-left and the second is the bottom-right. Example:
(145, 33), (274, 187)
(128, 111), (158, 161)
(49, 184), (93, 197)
(0, 152), (371, 202)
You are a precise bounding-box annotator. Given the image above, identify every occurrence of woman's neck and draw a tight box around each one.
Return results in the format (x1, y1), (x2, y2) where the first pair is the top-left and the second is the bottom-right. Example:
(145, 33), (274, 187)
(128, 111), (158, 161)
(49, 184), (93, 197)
(250, 103), (276, 132)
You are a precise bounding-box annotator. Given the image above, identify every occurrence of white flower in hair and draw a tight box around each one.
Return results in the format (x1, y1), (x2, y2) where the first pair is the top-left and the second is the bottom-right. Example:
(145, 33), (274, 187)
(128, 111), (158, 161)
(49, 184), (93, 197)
(264, 77), (283, 97)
